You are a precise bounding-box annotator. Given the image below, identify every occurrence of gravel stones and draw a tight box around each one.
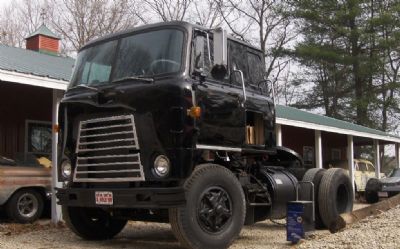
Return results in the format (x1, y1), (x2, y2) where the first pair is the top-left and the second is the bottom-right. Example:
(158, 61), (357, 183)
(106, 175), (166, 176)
(0, 203), (398, 249)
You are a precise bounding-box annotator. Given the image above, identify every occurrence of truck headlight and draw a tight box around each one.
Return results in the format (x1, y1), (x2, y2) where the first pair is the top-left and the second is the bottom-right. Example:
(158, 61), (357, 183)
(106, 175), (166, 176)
(153, 155), (170, 177)
(61, 160), (72, 178)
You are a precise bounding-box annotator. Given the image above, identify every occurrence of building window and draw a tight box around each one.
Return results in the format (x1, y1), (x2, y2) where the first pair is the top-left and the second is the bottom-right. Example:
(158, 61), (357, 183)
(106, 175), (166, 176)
(26, 120), (52, 155)
(331, 149), (341, 160)
(303, 146), (314, 166)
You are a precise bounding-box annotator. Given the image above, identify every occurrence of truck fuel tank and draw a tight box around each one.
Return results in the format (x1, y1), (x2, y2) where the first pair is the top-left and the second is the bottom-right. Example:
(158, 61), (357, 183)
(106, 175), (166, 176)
(258, 167), (298, 219)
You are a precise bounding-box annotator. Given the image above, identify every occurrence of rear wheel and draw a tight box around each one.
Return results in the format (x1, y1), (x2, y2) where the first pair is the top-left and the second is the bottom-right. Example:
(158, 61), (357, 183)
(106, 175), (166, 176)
(365, 190), (379, 204)
(318, 168), (353, 228)
(302, 168), (326, 229)
(365, 178), (380, 204)
(169, 164), (246, 249)
(63, 206), (127, 240)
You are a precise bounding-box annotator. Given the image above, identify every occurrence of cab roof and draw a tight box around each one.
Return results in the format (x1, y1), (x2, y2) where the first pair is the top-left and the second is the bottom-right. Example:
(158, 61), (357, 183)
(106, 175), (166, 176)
(80, 21), (263, 53)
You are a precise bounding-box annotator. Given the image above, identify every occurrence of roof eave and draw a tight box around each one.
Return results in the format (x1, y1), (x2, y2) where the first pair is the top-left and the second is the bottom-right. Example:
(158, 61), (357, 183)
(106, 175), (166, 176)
(0, 69), (68, 90)
(276, 117), (400, 143)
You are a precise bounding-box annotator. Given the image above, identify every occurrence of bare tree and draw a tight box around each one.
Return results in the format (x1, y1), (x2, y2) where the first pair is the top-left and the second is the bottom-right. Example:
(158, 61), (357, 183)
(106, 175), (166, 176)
(0, 0), (143, 53)
(189, 0), (224, 28)
(17, 0), (51, 34)
(0, 0), (51, 47)
(217, 0), (298, 103)
(143, 0), (192, 22)
(0, 3), (23, 47)
(49, 0), (141, 52)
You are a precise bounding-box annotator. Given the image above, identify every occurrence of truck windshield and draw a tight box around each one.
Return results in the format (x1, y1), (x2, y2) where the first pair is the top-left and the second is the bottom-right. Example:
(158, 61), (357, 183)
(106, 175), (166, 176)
(70, 29), (184, 87)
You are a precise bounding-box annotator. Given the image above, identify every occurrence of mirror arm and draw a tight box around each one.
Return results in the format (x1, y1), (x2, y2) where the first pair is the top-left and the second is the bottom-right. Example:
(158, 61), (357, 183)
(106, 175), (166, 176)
(270, 79), (276, 107)
(233, 69), (246, 102)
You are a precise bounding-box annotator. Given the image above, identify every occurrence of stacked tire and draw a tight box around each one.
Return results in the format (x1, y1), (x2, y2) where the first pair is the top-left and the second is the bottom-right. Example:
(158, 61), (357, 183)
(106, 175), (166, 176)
(302, 168), (353, 229)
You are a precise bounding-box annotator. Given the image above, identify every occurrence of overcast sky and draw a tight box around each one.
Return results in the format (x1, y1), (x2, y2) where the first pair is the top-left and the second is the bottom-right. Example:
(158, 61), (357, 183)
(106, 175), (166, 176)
(0, 0), (10, 7)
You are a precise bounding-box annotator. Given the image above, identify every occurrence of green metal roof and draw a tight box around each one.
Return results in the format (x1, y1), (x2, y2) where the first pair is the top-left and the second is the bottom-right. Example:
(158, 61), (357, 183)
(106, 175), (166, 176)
(276, 104), (398, 138)
(0, 44), (74, 82)
(26, 24), (60, 40)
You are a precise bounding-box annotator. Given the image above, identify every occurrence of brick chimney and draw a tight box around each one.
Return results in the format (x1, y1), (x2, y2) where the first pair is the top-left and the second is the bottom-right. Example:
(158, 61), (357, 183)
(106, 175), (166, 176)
(25, 24), (60, 55)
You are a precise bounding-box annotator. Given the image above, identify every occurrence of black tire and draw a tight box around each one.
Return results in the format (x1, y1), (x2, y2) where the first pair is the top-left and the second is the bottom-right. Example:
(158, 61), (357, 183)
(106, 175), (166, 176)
(365, 178), (380, 204)
(318, 168), (353, 228)
(62, 206), (127, 240)
(6, 189), (44, 223)
(365, 190), (379, 204)
(302, 168), (326, 229)
(169, 164), (246, 249)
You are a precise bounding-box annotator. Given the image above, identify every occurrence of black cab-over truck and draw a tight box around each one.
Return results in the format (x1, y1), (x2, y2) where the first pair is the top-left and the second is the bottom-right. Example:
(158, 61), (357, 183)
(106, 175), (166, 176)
(56, 21), (354, 249)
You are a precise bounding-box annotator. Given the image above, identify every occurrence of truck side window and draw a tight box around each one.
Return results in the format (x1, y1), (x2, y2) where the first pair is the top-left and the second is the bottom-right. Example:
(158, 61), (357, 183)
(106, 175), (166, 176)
(229, 41), (248, 86)
(247, 51), (264, 86)
(193, 34), (213, 76)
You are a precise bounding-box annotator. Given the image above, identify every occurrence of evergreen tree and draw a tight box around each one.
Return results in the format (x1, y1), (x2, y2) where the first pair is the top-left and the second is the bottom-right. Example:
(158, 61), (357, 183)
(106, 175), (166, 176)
(289, 0), (399, 129)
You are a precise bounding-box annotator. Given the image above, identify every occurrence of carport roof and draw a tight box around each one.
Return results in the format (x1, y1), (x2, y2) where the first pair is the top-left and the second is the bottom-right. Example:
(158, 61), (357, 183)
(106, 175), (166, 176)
(0, 44), (74, 89)
(276, 105), (400, 143)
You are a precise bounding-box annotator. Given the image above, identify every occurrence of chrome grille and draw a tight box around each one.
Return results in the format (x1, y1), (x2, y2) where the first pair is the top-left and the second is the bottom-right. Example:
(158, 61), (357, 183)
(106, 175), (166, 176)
(73, 115), (145, 182)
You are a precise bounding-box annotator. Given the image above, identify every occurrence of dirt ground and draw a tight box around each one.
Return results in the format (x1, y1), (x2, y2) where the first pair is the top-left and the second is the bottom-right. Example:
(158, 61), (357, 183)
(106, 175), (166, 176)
(0, 203), (370, 249)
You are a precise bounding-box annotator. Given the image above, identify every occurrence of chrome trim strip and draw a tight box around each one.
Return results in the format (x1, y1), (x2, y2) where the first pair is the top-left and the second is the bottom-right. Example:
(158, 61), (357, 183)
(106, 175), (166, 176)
(76, 169), (141, 174)
(79, 138), (135, 145)
(78, 162), (140, 167)
(80, 124), (132, 131)
(196, 144), (242, 152)
(80, 115), (133, 124)
(80, 131), (132, 138)
(78, 145), (137, 152)
(77, 154), (138, 160)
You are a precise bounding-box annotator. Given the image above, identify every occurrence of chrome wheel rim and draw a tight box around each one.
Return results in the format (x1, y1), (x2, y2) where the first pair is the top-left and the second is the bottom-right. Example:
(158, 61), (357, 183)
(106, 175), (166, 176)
(17, 193), (39, 218)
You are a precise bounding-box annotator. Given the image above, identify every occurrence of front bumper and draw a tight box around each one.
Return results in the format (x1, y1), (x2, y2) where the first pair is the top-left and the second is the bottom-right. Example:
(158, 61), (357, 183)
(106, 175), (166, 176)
(56, 186), (186, 209)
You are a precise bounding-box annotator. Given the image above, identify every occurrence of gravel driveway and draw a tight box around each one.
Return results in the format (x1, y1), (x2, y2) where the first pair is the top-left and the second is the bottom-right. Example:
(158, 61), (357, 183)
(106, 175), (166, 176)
(1, 203), (398, 249)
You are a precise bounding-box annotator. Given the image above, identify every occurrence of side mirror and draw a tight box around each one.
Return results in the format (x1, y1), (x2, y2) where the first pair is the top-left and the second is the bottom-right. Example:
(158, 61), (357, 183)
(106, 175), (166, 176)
(211, 27), (227, 80)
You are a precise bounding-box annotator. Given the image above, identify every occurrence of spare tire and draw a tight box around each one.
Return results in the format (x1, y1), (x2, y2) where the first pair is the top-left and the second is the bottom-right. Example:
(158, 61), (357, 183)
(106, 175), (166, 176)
(318, 168), (353, 228)
(302, 168), (326, 229)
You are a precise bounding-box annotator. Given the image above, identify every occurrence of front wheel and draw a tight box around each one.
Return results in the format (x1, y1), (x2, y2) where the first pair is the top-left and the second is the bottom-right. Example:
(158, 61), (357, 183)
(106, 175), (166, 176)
(169, 164), (246, 249)
(6, 189), (44, 223)
(63, 206), (127, 240)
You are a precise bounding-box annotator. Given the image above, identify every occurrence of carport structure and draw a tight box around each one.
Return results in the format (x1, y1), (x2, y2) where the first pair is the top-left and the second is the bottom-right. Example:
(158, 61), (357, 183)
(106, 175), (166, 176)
(0, 25), (74, 224)
(275, 105), (400, 194)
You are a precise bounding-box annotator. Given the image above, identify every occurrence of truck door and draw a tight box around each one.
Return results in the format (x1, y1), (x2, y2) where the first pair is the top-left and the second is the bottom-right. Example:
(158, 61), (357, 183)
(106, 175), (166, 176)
(193, 34), (246, 147)
(229, 41), (275, 149)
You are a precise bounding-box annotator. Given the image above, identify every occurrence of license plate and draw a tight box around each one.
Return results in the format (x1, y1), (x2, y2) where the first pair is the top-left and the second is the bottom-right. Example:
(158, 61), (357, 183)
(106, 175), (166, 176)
(378, 191), (388, 197)
(95, 191), (113, 205)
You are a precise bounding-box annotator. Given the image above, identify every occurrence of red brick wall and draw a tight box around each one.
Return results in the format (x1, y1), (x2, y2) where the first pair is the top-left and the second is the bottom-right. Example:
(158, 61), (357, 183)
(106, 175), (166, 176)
(0, 82), (52, 159)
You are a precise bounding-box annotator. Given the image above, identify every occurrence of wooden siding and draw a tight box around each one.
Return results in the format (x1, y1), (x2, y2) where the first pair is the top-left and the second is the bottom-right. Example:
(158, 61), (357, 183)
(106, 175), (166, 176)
(0, 82), (52, 159)
(26, 36), (40, 51)
(39, 36), (59, 53)
(26, 35), (59, 53)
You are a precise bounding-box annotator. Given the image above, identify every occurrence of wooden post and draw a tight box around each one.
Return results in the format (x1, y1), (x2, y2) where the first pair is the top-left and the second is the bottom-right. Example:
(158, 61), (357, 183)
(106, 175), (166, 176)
(374, 140), (381, 179)
(396, 143), (400, 169)
(276, 124), (282, 146)
(315, 130), (322, 168)
(347, 135), (355, 198)
(51, 89), (63, 224)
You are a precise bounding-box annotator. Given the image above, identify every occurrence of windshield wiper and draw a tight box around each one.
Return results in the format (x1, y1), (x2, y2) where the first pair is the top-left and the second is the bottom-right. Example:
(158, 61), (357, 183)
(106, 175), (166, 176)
(112, 76), (154, 84)
(69, 84), (102, 93)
